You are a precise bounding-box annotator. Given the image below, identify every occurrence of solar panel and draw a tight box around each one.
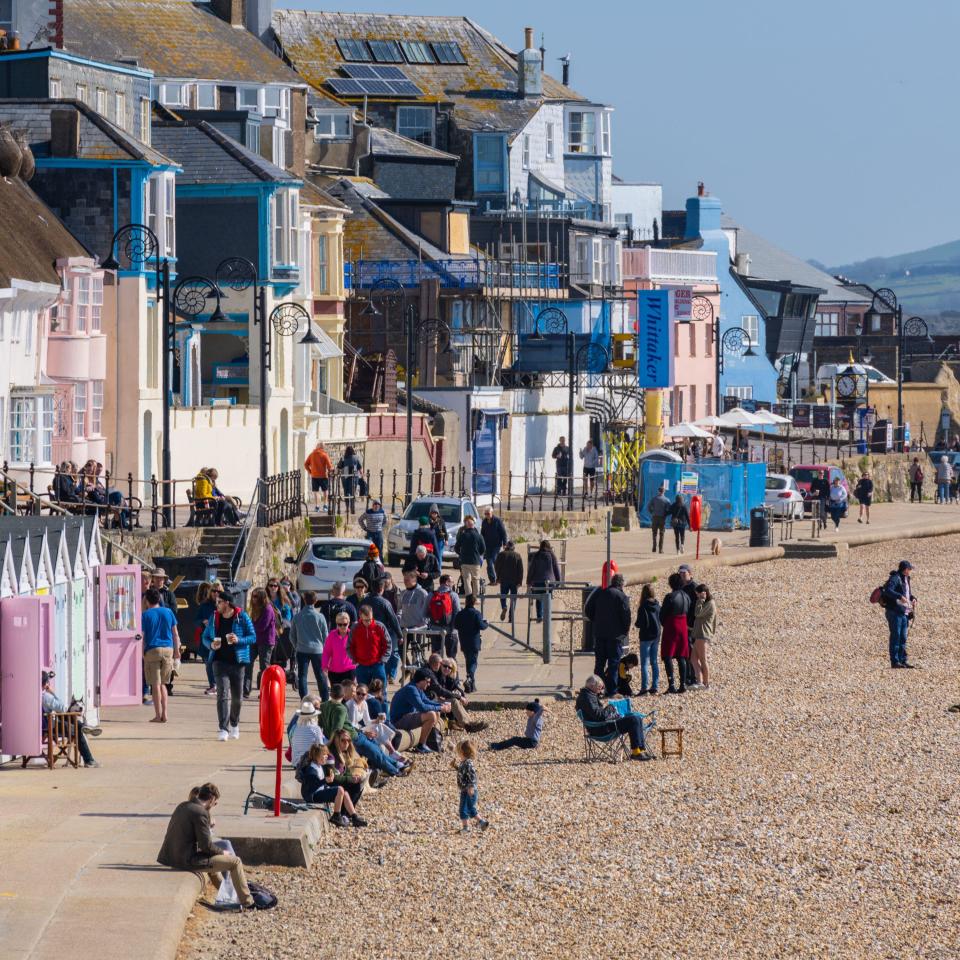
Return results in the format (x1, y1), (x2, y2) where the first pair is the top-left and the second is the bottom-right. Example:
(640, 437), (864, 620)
(336, 38), (372, 62)
(373, 66), (406, 80)
(326, 77), (367, 96)
(367, 39), (403, 63)
(360, 79), (393, 95)
(386, 80), (423, 97)
(431, 42), (466, 65)
(342, 64), (378, 79)
(327, 75), (424, 98)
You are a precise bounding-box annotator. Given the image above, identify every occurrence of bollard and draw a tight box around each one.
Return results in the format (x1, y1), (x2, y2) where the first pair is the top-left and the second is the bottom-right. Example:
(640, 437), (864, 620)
(542, 587), (552, 665)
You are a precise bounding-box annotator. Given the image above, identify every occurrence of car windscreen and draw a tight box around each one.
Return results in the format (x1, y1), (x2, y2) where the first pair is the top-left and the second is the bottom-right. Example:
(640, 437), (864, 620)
(766, 478), (788, 490)
(791, 469), (820, 484)
(402, 500), (461, 524)
(311, 543), (370, 562)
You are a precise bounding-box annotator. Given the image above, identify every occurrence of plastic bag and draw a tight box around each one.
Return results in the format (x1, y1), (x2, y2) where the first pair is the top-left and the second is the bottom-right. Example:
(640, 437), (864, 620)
(212, 839), (239, 906)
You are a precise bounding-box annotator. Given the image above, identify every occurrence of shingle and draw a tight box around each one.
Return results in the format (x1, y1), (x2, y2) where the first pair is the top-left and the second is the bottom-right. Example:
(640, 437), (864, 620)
(63, 0), (303, 85)
(0, 174), (89, 287)
(272, 11), (585, 134)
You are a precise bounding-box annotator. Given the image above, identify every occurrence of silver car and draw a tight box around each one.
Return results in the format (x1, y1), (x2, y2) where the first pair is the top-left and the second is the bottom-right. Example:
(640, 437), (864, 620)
(385, 496), (479, 567)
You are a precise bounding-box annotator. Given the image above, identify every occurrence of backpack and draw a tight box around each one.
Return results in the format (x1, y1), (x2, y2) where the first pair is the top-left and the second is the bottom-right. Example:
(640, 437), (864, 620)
(428, 590), (454, 626)
(425, 725), (443, 752)
(869, 586), (888, 608)
(248, 881), (278, 910)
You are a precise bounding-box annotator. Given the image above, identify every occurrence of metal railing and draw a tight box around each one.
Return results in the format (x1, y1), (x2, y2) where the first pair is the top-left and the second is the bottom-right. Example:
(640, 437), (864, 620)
(345, 258), (563, 291)
(257, 471), (302, 528)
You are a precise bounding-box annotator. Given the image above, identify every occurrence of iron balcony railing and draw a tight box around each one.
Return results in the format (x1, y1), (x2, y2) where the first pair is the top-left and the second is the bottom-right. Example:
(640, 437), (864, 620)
(345, 259), (562, 290)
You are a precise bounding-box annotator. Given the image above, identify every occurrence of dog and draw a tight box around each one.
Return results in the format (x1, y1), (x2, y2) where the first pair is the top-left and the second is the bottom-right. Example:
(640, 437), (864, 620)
(710, 537), (722, 556)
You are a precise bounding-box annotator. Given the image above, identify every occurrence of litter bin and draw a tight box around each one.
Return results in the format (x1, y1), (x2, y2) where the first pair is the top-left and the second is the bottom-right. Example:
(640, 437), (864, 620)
(152, 555), (221, 582)
(749, 507), (771, 547)
(581, 586), (597, 652)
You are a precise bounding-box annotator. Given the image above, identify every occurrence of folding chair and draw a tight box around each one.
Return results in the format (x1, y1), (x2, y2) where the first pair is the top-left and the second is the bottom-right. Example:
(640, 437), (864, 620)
(577, 709), (629, 764)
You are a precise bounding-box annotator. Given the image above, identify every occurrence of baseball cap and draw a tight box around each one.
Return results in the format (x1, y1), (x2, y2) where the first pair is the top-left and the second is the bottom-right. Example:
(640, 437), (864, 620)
(898, 560), (914, 572)
(678, 564), (692, 575)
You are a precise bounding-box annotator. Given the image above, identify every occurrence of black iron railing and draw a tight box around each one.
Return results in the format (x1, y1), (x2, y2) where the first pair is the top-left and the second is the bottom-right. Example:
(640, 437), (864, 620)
(257, 471), (303, 528)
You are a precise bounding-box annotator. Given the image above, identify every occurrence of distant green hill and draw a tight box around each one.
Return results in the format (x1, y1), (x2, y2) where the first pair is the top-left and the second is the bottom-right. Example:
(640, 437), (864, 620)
(823, 240), (960, 325)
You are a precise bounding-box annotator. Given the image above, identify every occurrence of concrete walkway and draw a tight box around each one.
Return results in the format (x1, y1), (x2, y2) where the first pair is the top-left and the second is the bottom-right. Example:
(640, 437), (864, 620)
(4, 498), (960, 960)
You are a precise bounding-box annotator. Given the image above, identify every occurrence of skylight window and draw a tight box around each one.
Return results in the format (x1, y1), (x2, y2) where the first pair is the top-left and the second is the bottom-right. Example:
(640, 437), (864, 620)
(367, 39), (403, 63)
(431, 42), (466, 65)
(336, 38), (372, 62)
(400, 40), (435, 64)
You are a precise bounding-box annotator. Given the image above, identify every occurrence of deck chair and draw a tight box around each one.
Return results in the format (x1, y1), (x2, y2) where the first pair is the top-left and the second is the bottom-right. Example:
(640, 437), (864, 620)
(577, 700), (657, 764)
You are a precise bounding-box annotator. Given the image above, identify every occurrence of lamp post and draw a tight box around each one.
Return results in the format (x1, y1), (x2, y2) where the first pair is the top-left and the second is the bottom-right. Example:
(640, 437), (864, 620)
(715, 325), (757, 412)
(104, 223), (176, 525)
(529, 307), (572, 501)
(565, 334), (610, 509)
(691, 296), (719, 415)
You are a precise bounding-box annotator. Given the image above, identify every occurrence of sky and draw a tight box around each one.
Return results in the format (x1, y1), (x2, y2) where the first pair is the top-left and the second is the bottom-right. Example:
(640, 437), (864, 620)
(294, 0), (960, 266)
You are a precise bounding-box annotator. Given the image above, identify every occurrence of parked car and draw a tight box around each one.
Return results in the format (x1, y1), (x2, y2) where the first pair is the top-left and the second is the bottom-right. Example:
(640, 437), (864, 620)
(764, 473), (805, 519)
(287, 538), (374, 594)
(385, 496), (479, 567)
(789, 464), (849, 516)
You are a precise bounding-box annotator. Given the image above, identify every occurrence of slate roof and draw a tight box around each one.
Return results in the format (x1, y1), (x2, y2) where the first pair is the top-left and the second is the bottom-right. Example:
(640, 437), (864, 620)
(61, 0), (303, 85)
(0, 174), (89, 288)
(150, 119), (296, 185)
(723, 216), (870, 305)
(368, 126), (457, 161)
(300, 179), (350, 212)
(0, 98), (175, 165)
(272, 11), (586, 134)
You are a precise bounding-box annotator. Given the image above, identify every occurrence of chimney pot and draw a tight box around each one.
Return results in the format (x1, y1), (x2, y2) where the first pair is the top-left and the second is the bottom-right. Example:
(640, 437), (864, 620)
(525, 27), (534, 50)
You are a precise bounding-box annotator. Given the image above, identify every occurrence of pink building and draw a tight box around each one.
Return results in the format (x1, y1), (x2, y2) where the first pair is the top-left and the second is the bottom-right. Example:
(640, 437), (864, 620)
(44, 259), (107, 469)
(622, 246), (719, 423)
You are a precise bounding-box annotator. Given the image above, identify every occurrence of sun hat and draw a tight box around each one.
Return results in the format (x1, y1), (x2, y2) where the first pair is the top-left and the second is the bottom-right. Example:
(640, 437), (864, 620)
(299, 700), (318, 717)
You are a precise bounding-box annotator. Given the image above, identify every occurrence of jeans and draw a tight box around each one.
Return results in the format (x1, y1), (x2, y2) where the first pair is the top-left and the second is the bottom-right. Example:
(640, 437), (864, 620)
(367, 530), (384, 555)
(886, 609), (909, 665)
(485, 548), (500, 584)
(651, 516), (665, 552)
(356, 662), (387, 692)
(910, 481), (922, 502)
(212, 661), (244, 730)
(296, 652), (329, 701)
(639, 639), (660, 692)
(342, 477), (356, 513)
(243, 643), (273, 696)
(673, 525), (686, 551)
(937, 481), (951, 503)
(462, 642), (480, 686)
(828, 503), (844, 528)
(354, 732), (402, 775)
(499, 583), (518, 616)
(459, 789), (479, 821)
(817, 498), (828, 529)
(489, 736), (537, 751)
(532, 585), (546, 620)
(593, 638), (623, 696)
(614, 716), (646, 751)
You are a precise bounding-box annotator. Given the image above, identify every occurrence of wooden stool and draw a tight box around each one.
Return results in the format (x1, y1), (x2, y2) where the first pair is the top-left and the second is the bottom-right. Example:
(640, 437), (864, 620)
(659, 727), (684, 760)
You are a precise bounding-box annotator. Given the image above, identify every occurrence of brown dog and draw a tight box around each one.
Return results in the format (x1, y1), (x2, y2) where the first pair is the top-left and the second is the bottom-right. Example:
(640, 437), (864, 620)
(710, 537), (722, 555)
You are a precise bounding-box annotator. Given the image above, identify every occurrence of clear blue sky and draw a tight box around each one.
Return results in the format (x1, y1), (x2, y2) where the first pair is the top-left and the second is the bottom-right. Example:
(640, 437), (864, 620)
(296, 0), (959, 266)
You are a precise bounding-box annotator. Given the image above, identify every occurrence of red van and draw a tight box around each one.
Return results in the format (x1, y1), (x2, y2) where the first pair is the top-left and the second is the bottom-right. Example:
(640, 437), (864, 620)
(789, 464), (849, 515)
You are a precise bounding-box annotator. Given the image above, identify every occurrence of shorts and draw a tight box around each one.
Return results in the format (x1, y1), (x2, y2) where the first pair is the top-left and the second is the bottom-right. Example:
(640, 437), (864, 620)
(144, 646), (174, 686)
(392, 712), (423, 731)
(583, 467), (597, 478)
(310, 477), (329, 493)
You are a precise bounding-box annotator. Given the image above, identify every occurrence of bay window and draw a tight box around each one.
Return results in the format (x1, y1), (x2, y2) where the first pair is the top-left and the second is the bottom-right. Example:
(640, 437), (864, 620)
(76, 276), (89, 332)
(272, 190), (300, 268)
(145, 173), (176, 259)
(40, 396), (53, 462)
(91, 381), (104, 436)
(92, 276), (103, 332)
(567, 111), (597, 154)
(601, 111), (611, 155)
(73, 382), (86, 439)
(9, 396), (53, 464)
(316, 235), (329, 294)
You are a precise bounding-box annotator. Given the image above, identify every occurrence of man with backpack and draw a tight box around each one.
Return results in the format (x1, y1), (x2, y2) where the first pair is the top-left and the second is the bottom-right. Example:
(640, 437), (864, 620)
(427, 573), (461, 657)
(881, 560), (917, 669)
(454, 514), (486, 598)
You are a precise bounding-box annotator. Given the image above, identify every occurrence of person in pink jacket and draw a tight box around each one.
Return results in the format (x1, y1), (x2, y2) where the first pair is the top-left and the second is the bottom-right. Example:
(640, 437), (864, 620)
(322, 611), (356, 683)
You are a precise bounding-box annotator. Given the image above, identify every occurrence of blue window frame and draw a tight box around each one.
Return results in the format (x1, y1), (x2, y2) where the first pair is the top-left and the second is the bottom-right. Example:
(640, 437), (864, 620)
(473, 134), (506, 194)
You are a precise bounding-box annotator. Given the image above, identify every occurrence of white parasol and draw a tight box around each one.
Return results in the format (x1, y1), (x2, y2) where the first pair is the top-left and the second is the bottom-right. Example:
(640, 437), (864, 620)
(717, 408), (764, 427)
(692, 415), (726, 428)
(664, 423), (713, 439)
(750, 409), (792, 425)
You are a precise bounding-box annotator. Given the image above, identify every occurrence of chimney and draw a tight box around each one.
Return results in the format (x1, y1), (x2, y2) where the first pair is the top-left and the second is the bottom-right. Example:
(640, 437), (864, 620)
(559, 54), (571, 87)
(735, 252), (751, 276)
(50, 108), (79, 157)
(697, 181), (706, 197)
(245, 0), (274, 42)
(539, 33), (546, 70)
(210, 0), (244, 27)
(518, 26), (542, 98)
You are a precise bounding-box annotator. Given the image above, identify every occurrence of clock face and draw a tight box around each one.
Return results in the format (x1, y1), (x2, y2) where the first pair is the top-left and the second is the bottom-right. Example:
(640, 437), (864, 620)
(836, 374), (858, 399)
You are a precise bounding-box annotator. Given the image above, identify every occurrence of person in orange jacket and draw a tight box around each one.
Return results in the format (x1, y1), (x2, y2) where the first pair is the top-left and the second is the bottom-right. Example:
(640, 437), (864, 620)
(304, 442), (333, 512)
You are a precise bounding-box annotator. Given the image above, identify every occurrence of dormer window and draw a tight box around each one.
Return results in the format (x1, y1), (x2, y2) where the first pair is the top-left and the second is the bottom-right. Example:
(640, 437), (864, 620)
(567, 111), (597, 154)
(196, 83), (217, 109)
(158, 82), (191, 107)
(313, 109), (352, 140)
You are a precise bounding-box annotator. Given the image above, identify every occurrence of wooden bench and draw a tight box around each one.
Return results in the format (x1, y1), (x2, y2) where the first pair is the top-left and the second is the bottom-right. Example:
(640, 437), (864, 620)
(20, 711), (83, 769)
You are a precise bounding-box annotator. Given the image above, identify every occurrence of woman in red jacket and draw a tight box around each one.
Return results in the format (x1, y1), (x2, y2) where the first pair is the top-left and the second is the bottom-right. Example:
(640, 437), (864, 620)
(347, 604), (389, 692)
(658, 573), (691, 694)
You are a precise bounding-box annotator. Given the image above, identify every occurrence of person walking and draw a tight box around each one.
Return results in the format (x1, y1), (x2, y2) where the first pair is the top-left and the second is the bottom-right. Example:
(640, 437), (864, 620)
(690, 584), (717, 689)
(493, 540), (523, 622)
(583, 574), (631, 696)
(552, 436), (571, 496)
(291, 591), (330, 701)
(347, 605), (390, 691)
(427, 505), (448, 569)
(202, 591), (256, 741)
(141, 588), (180, 723)
(579, 439), (601, 497)
(322, 612), (356, 685)
(669, 493), (691, 554)
(908, 457), (924, 503)
(245, 587), (276, 698)
(453, 594), (488, 693)
(480, 506), (508, 585)
(935, 455), (952, 504)
(337, 445), (363, 515)
(452, 740), (489, 833)
(659, 573), (691, 694)
(854, 471), (874, 524)
(635, 583), (661, 696)
(527, 539), (561, 622)
(304, 441), (333, 512)
(827, 476), (847, 530)
(454, 514), (485, 598)
(647, 484), (671, 554)
(882, 560), (916, 669)
(809, 472), (830, 530)
(359, 498), (387, 556)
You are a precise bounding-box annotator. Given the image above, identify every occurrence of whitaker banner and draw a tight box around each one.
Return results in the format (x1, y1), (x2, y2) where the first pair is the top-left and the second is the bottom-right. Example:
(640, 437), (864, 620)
(637, 290), (674, 388)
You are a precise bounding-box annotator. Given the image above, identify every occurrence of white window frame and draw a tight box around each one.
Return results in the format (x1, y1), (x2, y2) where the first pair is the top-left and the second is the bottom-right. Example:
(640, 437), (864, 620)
(40, 396), (53, 463)
(316, 234), (329, 294)
(196, 83), (217, 109)
(9, 397), (37, 464)
(140, 97), (151, 144)
(49, 78), (62, 98)
(741, 314), (760, 346)
(238, 85), (261, 112)
(815, 311), (839, 337)
(396, 106), (434, 146)
(522, 134), (531, 170)
(73, 382), (87, 439)
(601, 110), (612, 156)
(96, 88), (107, 115)
(725, 385), (754, 401)
(164, 175), (175, 257)
(76, 83), (88, 104)
(272, 189), (300, 268)
(91, 275), (103, 333)
(114, 91), (126, 127)
(272, 124), (287, 169)
(567, 110), (597, 154)
(91, 380), (104, 436)
(313, 110), (352, 140)
(145, 173), (176, 259)
(76, 276), (89, 332)
(545, 122), (555, 161)
(158, 82), (191, 107)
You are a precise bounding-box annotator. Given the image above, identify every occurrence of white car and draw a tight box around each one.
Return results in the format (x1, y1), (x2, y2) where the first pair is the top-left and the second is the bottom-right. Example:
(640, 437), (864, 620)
(765, 473), (805, 519)
(385, 496), (479, 567)
(287, 538), (373, 594)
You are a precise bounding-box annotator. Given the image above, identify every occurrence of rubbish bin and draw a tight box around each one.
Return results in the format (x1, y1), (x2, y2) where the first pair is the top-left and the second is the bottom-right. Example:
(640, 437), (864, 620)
(749, 507), (771, 547)
(172, 579), (205, 659)
(152, 555), (221, 582)
(581, 586), (597, 652)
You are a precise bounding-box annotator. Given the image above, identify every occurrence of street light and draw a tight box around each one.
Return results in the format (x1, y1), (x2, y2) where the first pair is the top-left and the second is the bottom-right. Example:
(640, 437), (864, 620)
(566, 332), (610, 509)
(104, 223), (175, 525)
(715, 324), (756, 412)
(403, 305), (450, 504)
(528, 306), (568, 340)
(691, 296), (721, 415)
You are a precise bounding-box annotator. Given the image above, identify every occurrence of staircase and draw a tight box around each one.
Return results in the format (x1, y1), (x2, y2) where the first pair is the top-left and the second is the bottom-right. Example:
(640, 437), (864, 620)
(306, 512), (336, 538)
(197, 526), (247, 582)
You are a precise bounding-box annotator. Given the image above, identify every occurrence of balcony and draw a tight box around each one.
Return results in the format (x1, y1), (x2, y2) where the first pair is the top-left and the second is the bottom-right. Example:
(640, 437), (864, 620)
(622, 247), (717, 284)
(345, 259), (562, 291)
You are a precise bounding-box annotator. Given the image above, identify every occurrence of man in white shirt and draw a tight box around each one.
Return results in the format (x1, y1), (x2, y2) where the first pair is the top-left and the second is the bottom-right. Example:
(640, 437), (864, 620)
(580, 440), (601, 496)
(711, 431), (725, 459)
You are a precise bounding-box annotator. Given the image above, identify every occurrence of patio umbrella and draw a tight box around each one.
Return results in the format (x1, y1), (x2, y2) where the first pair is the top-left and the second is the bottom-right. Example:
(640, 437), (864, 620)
(750, 409), (791, 425)
(692, 415), (726, 428)
(717, 408), (764, 427)
(664, 423), (713, 439)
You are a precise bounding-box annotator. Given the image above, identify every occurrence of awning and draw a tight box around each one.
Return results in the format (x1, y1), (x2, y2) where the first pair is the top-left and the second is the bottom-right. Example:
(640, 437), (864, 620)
(308, 327), (342, 361)
(472, 407), (510, 432)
